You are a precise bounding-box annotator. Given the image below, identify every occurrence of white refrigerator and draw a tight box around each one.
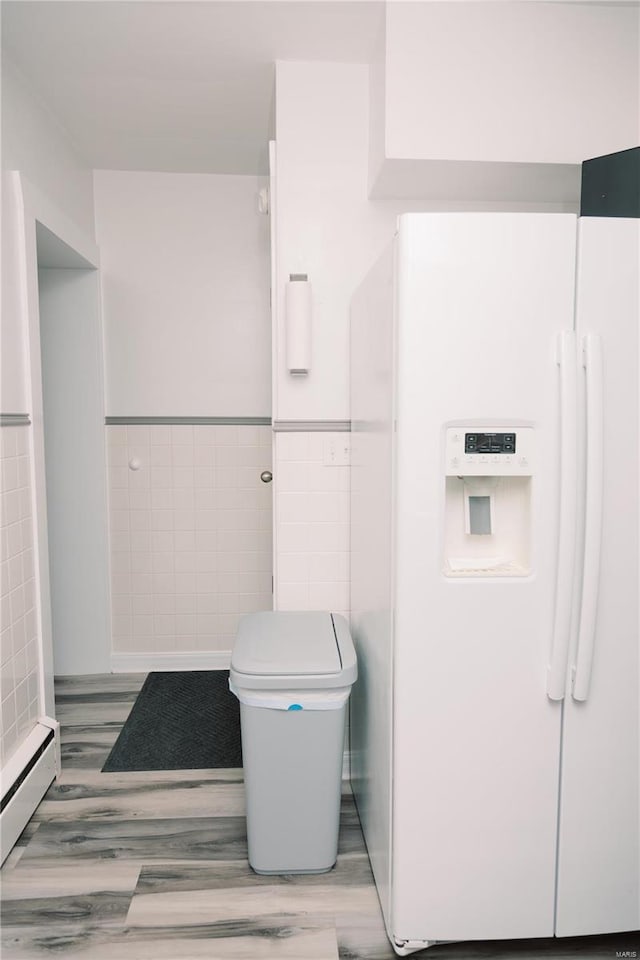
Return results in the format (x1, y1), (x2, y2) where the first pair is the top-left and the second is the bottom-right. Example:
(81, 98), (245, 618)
(350, 211), (639, 955)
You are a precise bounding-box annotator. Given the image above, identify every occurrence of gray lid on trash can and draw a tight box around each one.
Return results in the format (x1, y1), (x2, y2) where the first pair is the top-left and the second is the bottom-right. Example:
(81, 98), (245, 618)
(230, 611), (357, 690)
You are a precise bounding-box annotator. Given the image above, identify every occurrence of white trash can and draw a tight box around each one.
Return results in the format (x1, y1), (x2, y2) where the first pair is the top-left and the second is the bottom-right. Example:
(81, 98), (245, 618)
(229, 611), (357, 875)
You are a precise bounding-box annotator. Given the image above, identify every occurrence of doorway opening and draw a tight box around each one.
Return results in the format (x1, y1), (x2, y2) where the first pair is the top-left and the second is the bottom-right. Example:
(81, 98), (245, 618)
(35, 221), (111, 676)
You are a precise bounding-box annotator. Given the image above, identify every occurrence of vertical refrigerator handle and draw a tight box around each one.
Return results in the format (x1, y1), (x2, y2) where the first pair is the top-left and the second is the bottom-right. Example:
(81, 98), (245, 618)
(573, 334), (604, 702)
(547, 332), (578, 701)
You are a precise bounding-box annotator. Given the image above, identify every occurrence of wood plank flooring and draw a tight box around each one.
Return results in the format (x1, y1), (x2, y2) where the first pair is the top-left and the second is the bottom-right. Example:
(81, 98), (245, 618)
(1, 674), (637, 959)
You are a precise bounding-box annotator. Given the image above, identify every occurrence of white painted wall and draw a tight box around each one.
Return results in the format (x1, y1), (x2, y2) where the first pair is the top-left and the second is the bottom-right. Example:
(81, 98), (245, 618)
(1, 60), (96, 415)
(1, 174), (28, 414)
(1, 59), (95, 239)
(383, 2), (639, 165)
(368, 2), (639, 203)
(93, 171), (271, 417)
(368, 12), (387, 196)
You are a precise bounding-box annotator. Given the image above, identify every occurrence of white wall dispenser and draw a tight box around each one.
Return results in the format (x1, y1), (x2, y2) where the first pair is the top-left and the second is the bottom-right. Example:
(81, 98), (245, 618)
(285, 273), (311, 375)
(443, 425), (533, 576)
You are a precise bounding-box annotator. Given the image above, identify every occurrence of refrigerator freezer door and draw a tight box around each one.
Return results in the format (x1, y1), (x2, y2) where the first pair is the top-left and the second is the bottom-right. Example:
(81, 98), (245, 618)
(390, 213), (577, 943)
(350, 243), (396, 930)
(555, 218), (639, 937)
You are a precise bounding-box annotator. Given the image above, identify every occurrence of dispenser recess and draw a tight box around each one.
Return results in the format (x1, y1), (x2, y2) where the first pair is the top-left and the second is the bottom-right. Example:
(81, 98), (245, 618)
(443, 425), (533, 577)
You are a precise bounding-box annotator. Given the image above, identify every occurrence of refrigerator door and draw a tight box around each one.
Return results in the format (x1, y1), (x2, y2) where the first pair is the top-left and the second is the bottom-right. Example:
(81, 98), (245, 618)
(391, 213), (577, 944)
(350, 243), (396, 931)
(555, 218), (639, 936)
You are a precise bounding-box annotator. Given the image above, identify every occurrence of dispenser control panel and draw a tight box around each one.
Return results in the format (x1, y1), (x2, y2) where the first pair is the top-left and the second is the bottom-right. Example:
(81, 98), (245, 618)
(464, 432), (515, 454)
(445, 426), (533, 476)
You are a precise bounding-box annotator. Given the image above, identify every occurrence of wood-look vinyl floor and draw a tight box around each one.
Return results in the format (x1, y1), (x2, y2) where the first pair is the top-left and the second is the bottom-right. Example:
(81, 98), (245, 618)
(1, 674), (637, 959)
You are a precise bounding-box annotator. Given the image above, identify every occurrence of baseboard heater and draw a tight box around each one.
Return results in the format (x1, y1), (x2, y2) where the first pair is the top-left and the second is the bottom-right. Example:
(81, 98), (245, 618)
(0, 718), (59, 865)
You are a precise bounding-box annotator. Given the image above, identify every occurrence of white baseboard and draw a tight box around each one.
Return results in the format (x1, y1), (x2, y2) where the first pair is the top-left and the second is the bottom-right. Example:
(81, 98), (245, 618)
(1, 721), (58, 865)
(110, 650), (232, 673)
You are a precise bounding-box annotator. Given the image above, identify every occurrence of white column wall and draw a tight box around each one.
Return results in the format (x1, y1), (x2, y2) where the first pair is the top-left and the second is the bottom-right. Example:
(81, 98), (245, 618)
(275, 431), (350, 622)
(274, 62), (400, 423)
(272, 62), (402, 616)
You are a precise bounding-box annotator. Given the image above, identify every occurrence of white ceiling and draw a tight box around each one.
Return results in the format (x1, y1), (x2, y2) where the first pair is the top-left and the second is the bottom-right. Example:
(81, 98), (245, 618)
(1, 0), (384, 175)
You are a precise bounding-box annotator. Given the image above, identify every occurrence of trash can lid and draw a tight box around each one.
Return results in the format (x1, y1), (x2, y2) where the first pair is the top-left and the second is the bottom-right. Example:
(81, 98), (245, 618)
(230, 611), (357, 690)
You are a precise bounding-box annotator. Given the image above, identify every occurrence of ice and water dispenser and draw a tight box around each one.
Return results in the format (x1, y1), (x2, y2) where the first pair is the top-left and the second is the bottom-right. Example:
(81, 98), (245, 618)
(443, 426), (533, 577)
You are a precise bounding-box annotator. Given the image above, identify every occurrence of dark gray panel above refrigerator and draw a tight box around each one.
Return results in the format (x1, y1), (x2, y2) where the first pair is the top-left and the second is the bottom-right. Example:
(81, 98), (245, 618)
(580, 146), (639, 219)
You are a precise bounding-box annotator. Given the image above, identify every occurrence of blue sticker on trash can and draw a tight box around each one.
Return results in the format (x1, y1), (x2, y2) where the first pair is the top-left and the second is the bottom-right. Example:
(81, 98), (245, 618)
(288, 703), (303, 710)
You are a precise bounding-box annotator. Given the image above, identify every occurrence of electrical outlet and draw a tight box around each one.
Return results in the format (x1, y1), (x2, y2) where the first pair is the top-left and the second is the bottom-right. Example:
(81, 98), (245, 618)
(323, 436), (351, 466)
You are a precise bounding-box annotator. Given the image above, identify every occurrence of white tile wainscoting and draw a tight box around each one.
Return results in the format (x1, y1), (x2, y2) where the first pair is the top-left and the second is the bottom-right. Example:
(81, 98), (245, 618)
(0, 424), (40, 767)
(273, 431), (350, 620)
(106, 424), (273, 670)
